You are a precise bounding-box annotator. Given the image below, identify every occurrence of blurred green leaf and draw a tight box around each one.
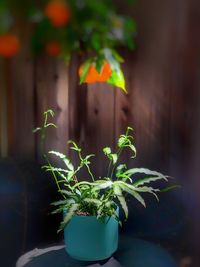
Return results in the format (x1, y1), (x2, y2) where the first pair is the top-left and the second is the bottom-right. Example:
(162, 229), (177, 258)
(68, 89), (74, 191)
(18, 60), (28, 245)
(91, 32), (102, 51)
(111, 49), (124, 63)
(107, 69), (126, 93)
(95, 54), (105, 73)
(123, 17), (137, 50)
(160, 185), (181, 193)
(102, 48), (127, 92)
(79, 58), (93, 83)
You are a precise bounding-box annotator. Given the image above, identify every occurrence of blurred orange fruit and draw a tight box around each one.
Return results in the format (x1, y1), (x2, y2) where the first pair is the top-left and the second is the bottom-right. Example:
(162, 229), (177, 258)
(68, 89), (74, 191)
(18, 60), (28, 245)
(79, 61), (112, 83)
(46, 41), (61, 56)
(45, 1), (71, 27)
(0, 34), (20, 58)
(79, 64), (99, 83)
(98, 62), (112, 82)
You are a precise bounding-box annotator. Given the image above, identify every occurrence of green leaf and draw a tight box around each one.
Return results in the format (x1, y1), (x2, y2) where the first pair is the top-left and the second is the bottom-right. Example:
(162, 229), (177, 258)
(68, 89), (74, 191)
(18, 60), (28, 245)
(79, 59), (93, 84)
(45, 123), (57, 129)
(103, 147), (111, 155)
(44, 166), (75, 182)
(127, 144), (137, 157)
(113, 185), (128, 219)
(103, 147), (117, 164)
(111, 49), (124, 63)
(68, 140), (81, 152)
(103, 48), (127, 93)
(127, 126), (134, 132)
(116, 164), (127, 173)
(124, 168), (168, 181)
(59, 203), (79, 232)
(42, 165), (68, 182)
(110, 154), (118, 164)
(116, 181), (159, 201)
(107, 68), (126, 93)
(134, 186), (160, 201)
(132, 185), (159, 193)
(44, 109), (55, 118)
(49, 151), (74, 171)
(51, 199), (75, 208)
(160, 185), (180, 193)
(83, 198), (102, 206)
(117, 135), (127, 148)
(133, 176), (168, 187)
(91, 33), (102, 51)
(44, 166), (69, 174)
(94, 181), (113, 189)
(123, 17), (137, 50)
(120, 184), (146, 207)
(75, 189), (81, 195)
(32, 127), (41, 133)
(51, 199), (69, 206)
(83, 154), (95, 164)
(58, 190), (74, 196)
(116, 165), (131, 181)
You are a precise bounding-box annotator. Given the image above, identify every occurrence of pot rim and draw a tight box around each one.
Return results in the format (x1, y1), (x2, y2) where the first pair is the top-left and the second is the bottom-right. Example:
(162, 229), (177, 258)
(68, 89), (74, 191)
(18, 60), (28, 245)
(63, 205), (119, 219)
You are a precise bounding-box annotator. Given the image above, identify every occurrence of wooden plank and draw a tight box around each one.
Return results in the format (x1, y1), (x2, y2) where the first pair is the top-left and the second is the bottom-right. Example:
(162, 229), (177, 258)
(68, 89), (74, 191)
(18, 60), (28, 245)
(167, 0), (200, 262)
(0, 58), (15, 158)
(67, 53), (116, 178)
(67, 54), (88, 169)
(54, 61), (69, 153)
(9, 25), (35, 159)
(114, 50), (137, 167)
(85, 83), (115, 179)
(35, 55), (69, 161)
(115, 0), (178, 171)
(68, 54), (87, 143)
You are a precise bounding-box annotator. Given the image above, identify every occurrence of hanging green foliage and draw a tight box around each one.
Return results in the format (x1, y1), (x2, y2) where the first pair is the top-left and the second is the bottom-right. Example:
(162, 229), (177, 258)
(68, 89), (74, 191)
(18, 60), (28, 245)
(0, 0), (137, 92)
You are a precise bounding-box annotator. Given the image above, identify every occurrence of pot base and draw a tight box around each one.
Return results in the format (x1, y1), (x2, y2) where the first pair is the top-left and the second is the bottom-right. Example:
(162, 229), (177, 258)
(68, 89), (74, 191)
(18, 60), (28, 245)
(65, 246), (116, 261)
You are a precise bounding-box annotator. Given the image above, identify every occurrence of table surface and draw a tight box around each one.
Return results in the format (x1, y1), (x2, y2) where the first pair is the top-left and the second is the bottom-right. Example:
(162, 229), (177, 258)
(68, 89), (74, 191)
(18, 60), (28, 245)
(16, 236), (177, 267)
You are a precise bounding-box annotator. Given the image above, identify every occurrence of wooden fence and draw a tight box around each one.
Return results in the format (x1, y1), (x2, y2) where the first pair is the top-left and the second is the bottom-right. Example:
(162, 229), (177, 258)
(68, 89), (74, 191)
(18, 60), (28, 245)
(0, 1), (199, 180)
(0, 0), (200, 175)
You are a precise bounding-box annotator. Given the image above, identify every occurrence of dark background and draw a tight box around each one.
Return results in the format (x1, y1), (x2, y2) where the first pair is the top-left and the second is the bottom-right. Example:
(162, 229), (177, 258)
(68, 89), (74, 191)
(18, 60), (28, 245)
(0, 0), (200, 266)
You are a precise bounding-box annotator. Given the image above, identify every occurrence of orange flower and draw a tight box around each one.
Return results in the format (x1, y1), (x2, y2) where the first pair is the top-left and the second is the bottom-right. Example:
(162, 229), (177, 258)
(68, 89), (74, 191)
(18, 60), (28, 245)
(46, 41), (61, 56)
(45, 1), (71, 27)
(79, 61), (112, 83)
(0, 34), (20, 58)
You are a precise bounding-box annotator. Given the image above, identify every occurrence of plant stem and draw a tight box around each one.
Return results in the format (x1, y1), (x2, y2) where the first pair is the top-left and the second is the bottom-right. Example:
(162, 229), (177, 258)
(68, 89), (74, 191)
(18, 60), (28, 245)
(86, 164), (95, 182)
(110, 147), (123, 180)
(40, 111), (48, 155)
(45, 156), (66, 199)
(107, 161), (112, 177)
(77, 148), (95, 182)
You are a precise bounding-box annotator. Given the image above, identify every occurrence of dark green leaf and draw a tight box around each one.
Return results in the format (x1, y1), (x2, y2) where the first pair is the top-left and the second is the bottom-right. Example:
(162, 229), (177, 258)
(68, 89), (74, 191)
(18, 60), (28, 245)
(133, 176), (167, 187)
(160, 185), (180, 193)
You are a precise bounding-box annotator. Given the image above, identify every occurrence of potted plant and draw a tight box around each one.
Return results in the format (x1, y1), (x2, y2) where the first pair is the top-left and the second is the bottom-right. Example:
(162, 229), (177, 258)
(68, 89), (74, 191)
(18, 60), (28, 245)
(34, 110), (175, 261)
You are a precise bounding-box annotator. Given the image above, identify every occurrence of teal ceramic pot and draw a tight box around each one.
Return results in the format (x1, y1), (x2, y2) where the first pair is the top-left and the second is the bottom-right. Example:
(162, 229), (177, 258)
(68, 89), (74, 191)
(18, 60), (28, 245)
(64, 208), (119, 261)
